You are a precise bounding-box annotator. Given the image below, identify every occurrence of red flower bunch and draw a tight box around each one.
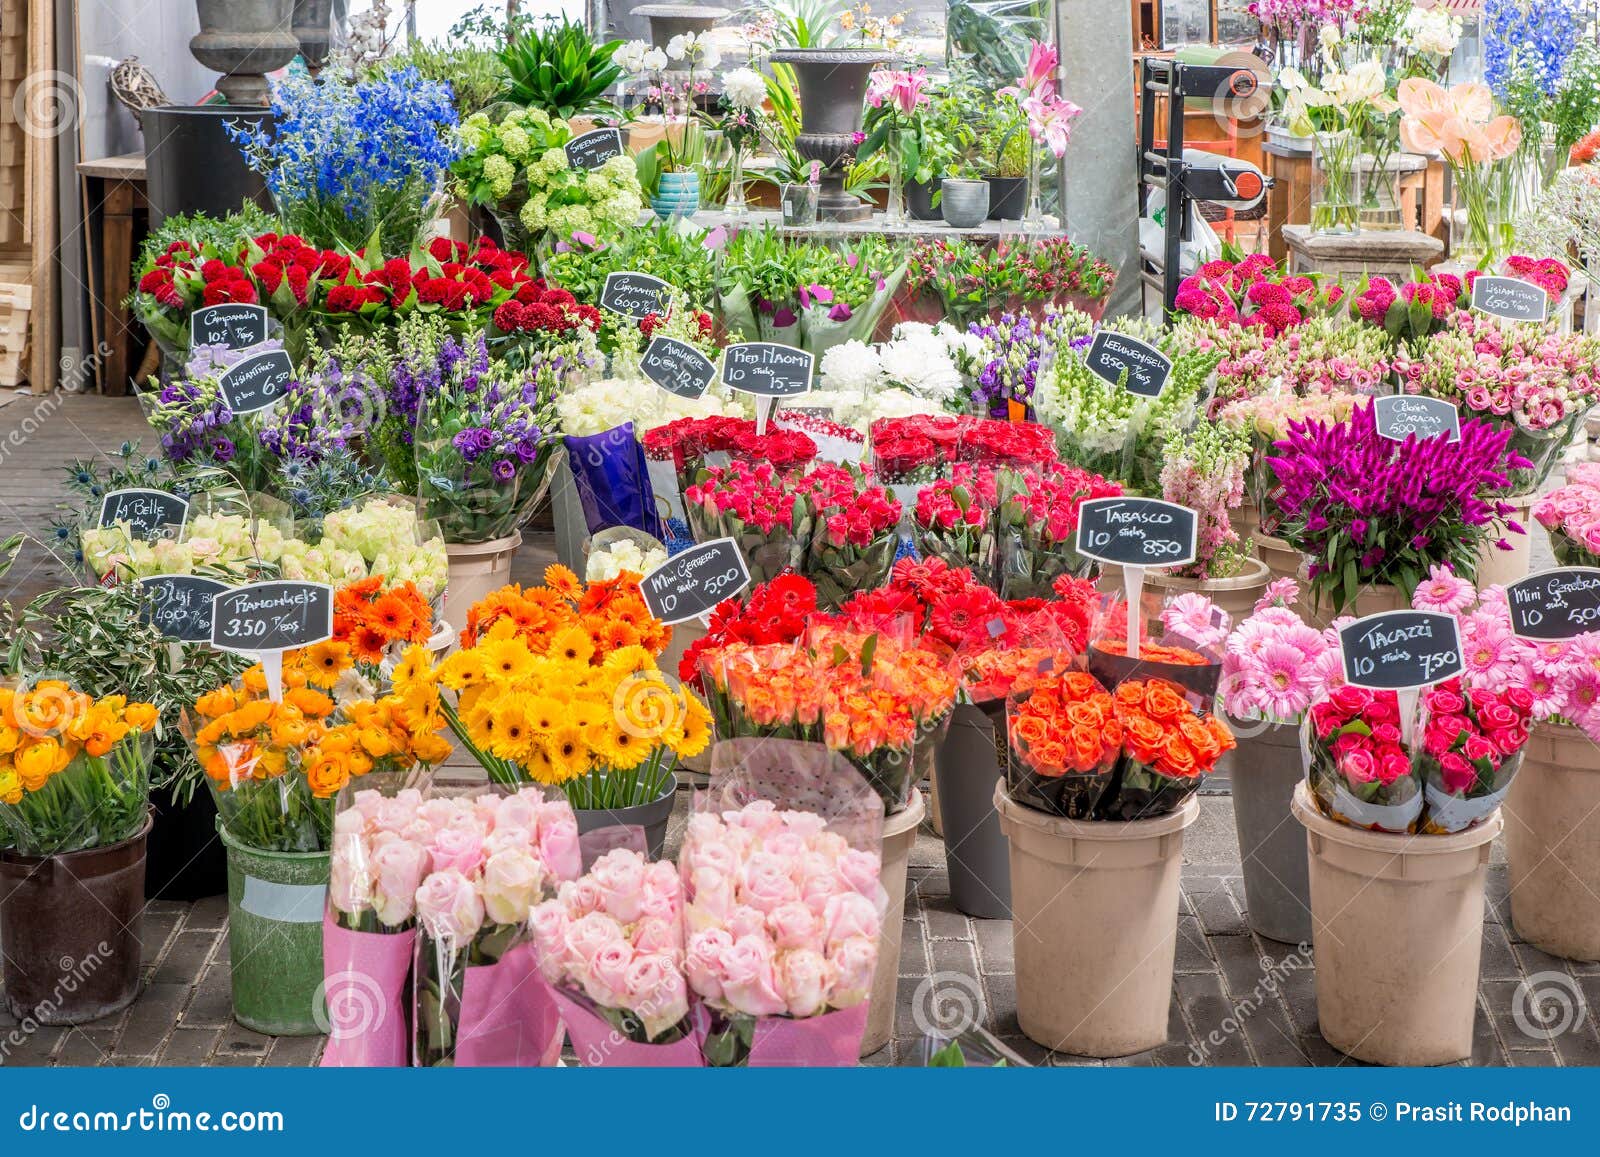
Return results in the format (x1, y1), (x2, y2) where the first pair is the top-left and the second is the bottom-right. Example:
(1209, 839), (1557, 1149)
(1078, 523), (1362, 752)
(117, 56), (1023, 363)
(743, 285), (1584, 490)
(1499, 256), (1571, 299)
(1307, 684), (1416, 830)
(679, 574), (816, 687)
(998, 465), (1122, 548)
(245, 233), (351, 307)
(1114, 678), (1234, 780)
(871, 415), (1057, 483)
(640, 310), (715, 341)
(684, 460), (799, 535)
(1421, 677), (1533, 791)
(798, 464), (901, 549)
(320, 236), (536, 316)
(644, 416), (819, 476)
(913, 463), (999, 573)
(492, 280), (602, 335)
(1175, 256), (1343, 334)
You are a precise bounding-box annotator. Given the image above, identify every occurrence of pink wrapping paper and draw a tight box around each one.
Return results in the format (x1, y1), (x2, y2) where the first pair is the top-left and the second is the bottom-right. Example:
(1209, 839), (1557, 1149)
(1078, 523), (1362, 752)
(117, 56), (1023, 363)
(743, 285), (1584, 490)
(320, 916), (415, 1068)
(453, 942), (563, 1068)
(748, 1002), (870, 1067)
(548, 987), (704, 1068)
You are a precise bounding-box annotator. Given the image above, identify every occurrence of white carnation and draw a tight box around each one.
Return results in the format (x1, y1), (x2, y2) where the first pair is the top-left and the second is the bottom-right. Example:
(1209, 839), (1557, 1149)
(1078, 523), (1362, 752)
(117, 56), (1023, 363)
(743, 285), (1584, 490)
(819, 341), (883, 391)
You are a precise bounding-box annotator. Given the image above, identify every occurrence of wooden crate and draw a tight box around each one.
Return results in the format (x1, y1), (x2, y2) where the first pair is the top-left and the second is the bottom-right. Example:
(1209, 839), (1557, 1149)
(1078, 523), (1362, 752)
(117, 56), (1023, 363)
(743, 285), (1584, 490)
(0, 280), (31, 386)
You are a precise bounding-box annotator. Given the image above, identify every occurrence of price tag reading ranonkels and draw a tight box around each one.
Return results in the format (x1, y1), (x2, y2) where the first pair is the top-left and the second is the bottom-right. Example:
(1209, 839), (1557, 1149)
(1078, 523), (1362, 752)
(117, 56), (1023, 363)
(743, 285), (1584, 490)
(1075, 498), (1199, 568)
(1507, 568), (1600, 641)
(1373, 395), (1461, 444)
(642, 336), (716, 400)
(211, 581), (334, 654)
(1338, 610), (1463, 691)
(639, 538), (750, 625)
(720, 342), (814, 398)
(1470, 276), (1549, 323)
(600, 271), (670, 320)
(190, 303), (269, 350)
(564, 127), (625, 170)
(1082, 331), (1173, 398)
(218, 350), (295, 415)
(138, 575), (231, 643)
(98, 488), (190, 541)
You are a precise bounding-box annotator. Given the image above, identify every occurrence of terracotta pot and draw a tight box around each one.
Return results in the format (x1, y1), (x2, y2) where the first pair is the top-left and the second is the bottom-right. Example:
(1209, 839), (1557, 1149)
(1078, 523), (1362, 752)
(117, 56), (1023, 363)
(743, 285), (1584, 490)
(444, 532), (522, 633)
(1506, 720), (1600, 960)
(997, 787), (1197, 1057)
(1472, 492), (1536, 590)
(1225, 719), (1311, 944)
(0, 817), (150, 1024)
(1292, 783), (1499, 1065)
(860, 788), (924, 1058)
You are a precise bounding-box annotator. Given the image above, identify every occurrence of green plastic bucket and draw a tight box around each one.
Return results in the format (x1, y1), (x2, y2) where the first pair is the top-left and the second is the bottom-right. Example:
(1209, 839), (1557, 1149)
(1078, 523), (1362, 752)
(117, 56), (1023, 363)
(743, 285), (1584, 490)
(218, 821), (329, 1036)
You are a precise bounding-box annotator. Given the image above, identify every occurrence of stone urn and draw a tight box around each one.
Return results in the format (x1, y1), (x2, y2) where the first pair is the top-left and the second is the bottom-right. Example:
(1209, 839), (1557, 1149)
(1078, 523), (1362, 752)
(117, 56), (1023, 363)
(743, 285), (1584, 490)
(770, 48), (891, 223)
(633, 4), (730, 49)
(291, 0), (336, 74)
(191, 0), (300, 106)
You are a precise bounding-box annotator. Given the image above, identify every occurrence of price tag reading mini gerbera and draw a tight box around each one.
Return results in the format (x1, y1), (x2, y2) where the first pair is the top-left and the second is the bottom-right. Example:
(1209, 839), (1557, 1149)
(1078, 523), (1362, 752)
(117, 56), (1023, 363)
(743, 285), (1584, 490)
(190, 303), (269, 350)
(601, 271), (670, 320)
(1338, 610), (1463, 691)
(1470, 276), (1549, 323)
(721, 342), (814, 398)
(98, 488), (190, 542)
(1075, 498), (1198, 568)
(138, 575), (231, 643)
(1507, 568), (1600, 641)
(1373, 395), (1461, 444)
(218, 350), (295, 415)
(642, 336), (716, 400)
(564, 127), (625, 170)
(1082, 331), (1172, 399)
(639, 538), (750, 625)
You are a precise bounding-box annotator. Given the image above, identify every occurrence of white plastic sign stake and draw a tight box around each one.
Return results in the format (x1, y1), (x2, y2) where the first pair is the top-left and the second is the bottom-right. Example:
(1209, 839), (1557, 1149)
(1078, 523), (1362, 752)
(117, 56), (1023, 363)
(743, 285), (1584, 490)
(210, 581), (335, 702)
(1123, 565), (1146, 662)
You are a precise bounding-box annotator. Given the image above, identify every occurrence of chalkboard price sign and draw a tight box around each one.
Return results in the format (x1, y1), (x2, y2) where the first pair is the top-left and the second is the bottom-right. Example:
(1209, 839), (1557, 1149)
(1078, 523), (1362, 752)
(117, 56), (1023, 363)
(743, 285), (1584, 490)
(1373, 395), (1461, 444)
(138, 575), (231, 643)
(1507, 568), (1600, 641)
(639, 538), (751, 625)
(210, 581), (334, 653)
(564, 128), (625, 170)
(1470, 275), (1549, 323)
(98, 488), (190, 541)
(642, 336), (717, 400)
(600, 271), (670, 320)
(1075, 497), (1198, 568)
(1082, 331), (1173, 398)
(721, 342), (814, 398)
(190, 303), (269, 350)
(218, 350), (295, 415)
(1338, 610), (1463, 691)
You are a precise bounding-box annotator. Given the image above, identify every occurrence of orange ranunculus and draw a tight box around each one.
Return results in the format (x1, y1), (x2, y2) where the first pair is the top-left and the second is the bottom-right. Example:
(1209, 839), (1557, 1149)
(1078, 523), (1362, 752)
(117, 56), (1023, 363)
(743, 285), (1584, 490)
(283, 686), (334, 719)
(305, 754), (349, 798)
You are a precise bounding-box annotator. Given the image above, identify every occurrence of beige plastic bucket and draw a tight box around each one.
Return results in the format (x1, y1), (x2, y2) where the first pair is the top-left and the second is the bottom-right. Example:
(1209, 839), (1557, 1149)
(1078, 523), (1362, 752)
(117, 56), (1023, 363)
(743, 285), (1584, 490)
(996, 785), (1198, 1057)
(1292, 783), (1499, 1065)
(1472, 493), (1535, 590)
(861, 788), (925, 1058)
(1093, 558), (1270, 622)
(444, 532), (522, 628)
(1506, 720), (1600, 961)
(1252, 529), (1303, 584)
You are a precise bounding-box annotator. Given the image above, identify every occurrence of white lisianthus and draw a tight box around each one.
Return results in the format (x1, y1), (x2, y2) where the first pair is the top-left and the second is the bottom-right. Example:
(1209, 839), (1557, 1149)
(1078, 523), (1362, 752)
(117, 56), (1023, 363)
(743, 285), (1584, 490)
(819, 341), (883, 391)
(1400, 7), (1461, 57)
(722, 67), (767, 111)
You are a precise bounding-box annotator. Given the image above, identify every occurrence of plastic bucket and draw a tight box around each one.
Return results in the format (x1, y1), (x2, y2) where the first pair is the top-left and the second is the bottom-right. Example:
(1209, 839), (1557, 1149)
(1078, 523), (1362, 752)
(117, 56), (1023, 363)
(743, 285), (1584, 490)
(1226, 719), (1311, 944)
(1506, 720), (1600, 960)
(444, 532), (522, 630)
(934, 704), (1011, 920)
(860, 788), (925, 1057)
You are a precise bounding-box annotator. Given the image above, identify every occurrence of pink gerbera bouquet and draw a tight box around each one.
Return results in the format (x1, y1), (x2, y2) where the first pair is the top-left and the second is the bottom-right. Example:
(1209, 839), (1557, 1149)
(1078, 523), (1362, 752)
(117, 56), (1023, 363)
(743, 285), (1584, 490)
(1220, 579), (1340, 725)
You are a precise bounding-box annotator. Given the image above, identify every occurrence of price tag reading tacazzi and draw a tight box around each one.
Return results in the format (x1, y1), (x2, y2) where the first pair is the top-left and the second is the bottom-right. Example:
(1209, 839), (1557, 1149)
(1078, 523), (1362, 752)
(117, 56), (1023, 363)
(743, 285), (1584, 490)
(1338, 610), (1463, 691)
(98, 488), (190, 541)
(1074, 497), (1199, 568)
(642, 336), (717, 400)
(720, 342), (814, 398)
(638, 538), (751, 625)
(600, 271), (670, 320)
(137, 575), (231, 643)
(1372, 395), (1461, 444)
(1506, 568), (1600, 641)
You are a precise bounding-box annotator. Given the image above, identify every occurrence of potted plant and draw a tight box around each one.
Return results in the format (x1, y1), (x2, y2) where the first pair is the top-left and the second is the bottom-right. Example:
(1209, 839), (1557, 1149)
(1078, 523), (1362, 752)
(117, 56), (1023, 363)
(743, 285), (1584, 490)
(977, 100), (1030, 221)
(497, 15), (622, 122)
(941, 172), (991, 229)
(856, 66), (934, 224)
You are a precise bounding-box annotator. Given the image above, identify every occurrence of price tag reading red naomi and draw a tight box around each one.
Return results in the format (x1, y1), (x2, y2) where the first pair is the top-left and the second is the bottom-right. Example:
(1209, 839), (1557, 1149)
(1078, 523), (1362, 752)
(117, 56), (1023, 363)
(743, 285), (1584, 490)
(638, 538), (750, 625)
(720, 342), (814, 398)
(1507, 568), (1600, 641)
(1339, 610), (1463, 691)
(210, 581), (334, 654)
(1074, 497), (1198, 568)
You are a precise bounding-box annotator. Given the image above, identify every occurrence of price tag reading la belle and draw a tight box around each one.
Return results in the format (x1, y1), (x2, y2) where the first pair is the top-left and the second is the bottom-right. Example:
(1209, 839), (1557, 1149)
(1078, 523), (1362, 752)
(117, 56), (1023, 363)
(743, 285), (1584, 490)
(98, 488), (190, 542)
(638, 538), (750, 625)
(1507, 568), (1600, 641)
(210, 581), (334, 654)
(1338, 610), (1462, 691)
(1074, 497), (1198, 568)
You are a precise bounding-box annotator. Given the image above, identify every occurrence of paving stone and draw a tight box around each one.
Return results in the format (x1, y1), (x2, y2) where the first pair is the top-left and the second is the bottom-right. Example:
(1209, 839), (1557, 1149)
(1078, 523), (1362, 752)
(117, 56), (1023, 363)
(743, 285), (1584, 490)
(206, 1053), (262, 1067)
(1174, 915), (1214, 974)
(1176, 972), (1255, 1066)
(153, 930), (220, 987)
(158, 1028), (220, 1066)
(981, 972), (1021, 1039)
(1471, 996), (1510, 1066)
(185, 894), (230, 931)
(1294, 1032), (1351, 1067)
(1512, 943), (1577, 978)
(1191, 888), (1248, 937)
(138, 913), (182, 970)
(922, 897), (973, 942)
(1507, 1047), (1560, 1066)
(1211, 929), (1273, 999)
(181, 968), (235, 1029)
(1551, 1020), (1600, 1066)
(929, 938), (978, 979)
(216, 1027), (275, 1057)
(53, 1028), (116, 1067)
(1, 1026), (63, 1065)
(1478, 921), (1522, 982)
(896, 920), (929, 978)
(264, 1034), (325, 1067)
(973, 919), (1013, 972)
(107, 1055), (155, 1066)
(116, 983), (187, 1056)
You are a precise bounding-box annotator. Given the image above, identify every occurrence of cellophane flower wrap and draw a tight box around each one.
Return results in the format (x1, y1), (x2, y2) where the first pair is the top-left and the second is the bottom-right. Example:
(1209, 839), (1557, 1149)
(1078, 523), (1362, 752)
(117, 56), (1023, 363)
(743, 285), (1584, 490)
(1533, 462), (1600, 565)
(646, 415), (817, 512)
(1266, 402), (1530, 613)
(1105, 677), (1235, 820)
(563, 420), (663, 539)
(530, 842), (699, 1066)
(994, 465), (1122, 599)
(1305, 685), (1420, 833)
(1086, 591), (1229, 713)
(684, 459), (810, 586)
(0, 686), (159, 857)
(798, 464), (902, 609)
(1004, 669), (1123, 819)
(1219, 579), (1341, 728)
(681, 738), (885, 1066)
(411, 787), (582, 1067)
(914, 464), (1000, 584)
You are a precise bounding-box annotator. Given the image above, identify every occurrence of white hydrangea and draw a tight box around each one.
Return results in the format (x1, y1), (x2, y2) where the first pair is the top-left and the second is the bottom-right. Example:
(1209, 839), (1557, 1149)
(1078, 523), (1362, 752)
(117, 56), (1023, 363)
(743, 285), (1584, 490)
(819, 341), (883, 391)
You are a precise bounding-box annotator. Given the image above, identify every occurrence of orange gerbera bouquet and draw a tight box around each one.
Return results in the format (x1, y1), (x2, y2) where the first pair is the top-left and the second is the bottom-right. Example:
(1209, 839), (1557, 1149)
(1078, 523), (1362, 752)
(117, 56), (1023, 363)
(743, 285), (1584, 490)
(457, 564), (670, 659)
(1106, 677), (1234, 820)
(1004, 670), (1123, 818)
(333, 577), (434, 669)
(0, 684), (159, 855)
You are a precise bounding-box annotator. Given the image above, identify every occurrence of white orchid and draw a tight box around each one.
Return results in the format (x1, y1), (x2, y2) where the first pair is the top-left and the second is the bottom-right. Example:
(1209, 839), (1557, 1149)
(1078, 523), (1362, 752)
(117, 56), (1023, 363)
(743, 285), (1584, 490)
(614, 39), (651, 74)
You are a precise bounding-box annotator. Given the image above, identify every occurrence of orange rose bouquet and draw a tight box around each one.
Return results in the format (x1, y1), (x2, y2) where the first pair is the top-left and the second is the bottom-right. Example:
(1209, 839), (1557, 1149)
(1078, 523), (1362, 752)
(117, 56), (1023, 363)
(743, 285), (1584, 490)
(0, 684), (160, 856)
(1107, 677), (1234, 820)
(1086, 590), (1228, 711)
(1004, 670), (1123, 818)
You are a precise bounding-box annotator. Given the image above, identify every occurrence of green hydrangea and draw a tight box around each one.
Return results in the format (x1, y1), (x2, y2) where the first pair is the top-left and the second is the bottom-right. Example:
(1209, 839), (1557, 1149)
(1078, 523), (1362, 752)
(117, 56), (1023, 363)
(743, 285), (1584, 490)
(482, 154), (516, 200)
(499, 123), (531, 161)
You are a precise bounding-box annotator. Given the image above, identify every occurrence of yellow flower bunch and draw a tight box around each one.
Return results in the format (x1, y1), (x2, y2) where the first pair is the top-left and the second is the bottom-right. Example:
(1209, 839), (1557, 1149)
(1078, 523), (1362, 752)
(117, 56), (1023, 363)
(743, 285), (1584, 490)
(189, 678), (338, 793)
(0, 684), (158, 805)
(303, 648), (454, 799)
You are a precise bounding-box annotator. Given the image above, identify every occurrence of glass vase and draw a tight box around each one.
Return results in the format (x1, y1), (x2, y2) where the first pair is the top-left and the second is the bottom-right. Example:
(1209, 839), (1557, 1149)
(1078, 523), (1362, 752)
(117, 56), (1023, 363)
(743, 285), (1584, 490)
(725, 146), (748, 221)
(1023, 139), (1046, 231)
(1311, 129), (1361, 235)
(1450, 160), (1516, 269)
(884, 127), (907, 226)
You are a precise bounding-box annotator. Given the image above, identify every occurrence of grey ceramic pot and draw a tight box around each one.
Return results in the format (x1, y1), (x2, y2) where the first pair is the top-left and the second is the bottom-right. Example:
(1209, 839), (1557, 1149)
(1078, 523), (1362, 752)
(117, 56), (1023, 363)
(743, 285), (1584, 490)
(1226, 719), (1312, 944)
(572, 773), (679, 861)
(940, 179), (991, 229)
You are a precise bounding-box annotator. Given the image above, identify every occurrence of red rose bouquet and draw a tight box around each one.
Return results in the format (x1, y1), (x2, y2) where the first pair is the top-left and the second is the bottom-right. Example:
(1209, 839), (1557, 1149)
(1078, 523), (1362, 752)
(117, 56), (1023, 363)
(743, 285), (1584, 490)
(1307, 684), (1418, 833)
(684, 460), (811, 586)
(913, 464), (1000, 582)
(1417, 678), (1533, 834)
(995, 465), (1122, 599)
(798, 465), (902, 609)
(1107, 678), (1234, 820)
(1005, 669), (1123, 818)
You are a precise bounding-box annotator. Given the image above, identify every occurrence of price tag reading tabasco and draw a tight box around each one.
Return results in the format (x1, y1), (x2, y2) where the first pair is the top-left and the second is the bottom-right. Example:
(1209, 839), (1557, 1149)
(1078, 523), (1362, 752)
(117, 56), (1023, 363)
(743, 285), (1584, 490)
(1074, 497), (1199, 568)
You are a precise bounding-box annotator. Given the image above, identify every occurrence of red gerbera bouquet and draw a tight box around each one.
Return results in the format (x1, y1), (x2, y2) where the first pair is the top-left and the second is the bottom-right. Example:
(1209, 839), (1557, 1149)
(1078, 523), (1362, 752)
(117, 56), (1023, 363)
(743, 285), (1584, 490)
(679, 574), (818, 690)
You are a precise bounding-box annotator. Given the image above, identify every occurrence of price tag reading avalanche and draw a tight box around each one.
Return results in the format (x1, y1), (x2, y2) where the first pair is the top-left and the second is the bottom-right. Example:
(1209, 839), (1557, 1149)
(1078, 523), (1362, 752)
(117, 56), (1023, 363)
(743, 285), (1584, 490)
(210, 581), (334, 654)
(721, 342), (814, 398)
(1507, 568), (1600, 641)
(642, 336), (716, 400)
(639, 538), (750, 625)
(138, 575), (231, 643)
(98, 488), (190, 541)
(1470, 276), (1549, 323)
(189, 303), (269, 351)
(1075, 497), (1198, 568)
(1082, 331), (1173, 399)
(218, 350), (295, 415)
(1373, 395), (1461, 444)
(600, 271), (670, 320)
(564, 127), (625, 170)
(1339, 609), (1462, 691)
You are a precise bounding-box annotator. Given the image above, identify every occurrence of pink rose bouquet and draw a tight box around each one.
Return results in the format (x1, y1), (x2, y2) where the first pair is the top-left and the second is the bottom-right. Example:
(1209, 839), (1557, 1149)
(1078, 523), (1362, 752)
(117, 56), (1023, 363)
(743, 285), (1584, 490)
(1307, 684), (1420, 833)
(684, 459), (811, 585)
(913, 463), (1001, 582)
(1417, 677), (1532, 833)
(1187, 315), (1392, 405)
(799, 464), (903, 609)
(1533, 462), (1600, 566)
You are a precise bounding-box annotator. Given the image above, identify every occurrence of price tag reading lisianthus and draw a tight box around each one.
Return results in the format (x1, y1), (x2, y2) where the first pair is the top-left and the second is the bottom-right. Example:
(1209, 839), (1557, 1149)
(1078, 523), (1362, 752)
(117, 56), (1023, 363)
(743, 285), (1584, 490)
(1082, 331), (1173, 399)
(1506, 568), (1600, 641)
(1338, 610), (1463, 692)
(642, 336), (716, 400)
(98, 488), (190, 541)
(189, 302), (269, 350)
(1074, 497), (1198, 568)
(638, 537), (750, 625)
(217, 350), (295, 415)
(1373, 395), (1461, 444)
(601, 271), (670, 319)
(1470, 275), (1549, 323)
(211, 580), (335, 701)
(564, 127), (625, 170)
(721, 342), (814, 398)
(137, 575), (231, 643)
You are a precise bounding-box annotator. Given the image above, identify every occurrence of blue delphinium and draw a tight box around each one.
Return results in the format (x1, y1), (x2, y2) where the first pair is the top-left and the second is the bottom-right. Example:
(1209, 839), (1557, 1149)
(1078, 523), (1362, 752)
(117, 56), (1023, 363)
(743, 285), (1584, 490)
(1483, 0), (1581, 101)
(228, 68), (460, 257)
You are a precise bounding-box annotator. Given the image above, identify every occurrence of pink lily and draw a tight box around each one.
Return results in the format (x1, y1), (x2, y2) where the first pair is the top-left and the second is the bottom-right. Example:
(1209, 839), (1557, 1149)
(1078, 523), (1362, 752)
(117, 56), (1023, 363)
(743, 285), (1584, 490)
(999, 40), (1059, 102)
(1023, 93), (1082, 158)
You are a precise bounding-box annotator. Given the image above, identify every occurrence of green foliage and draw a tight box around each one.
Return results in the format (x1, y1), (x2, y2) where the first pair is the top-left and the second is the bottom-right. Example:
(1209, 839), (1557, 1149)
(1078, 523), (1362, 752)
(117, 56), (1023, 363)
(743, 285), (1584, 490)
(946, 0), (1048, 82)
(499, 16), (622, 120)
(377, 40), (506, 120)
